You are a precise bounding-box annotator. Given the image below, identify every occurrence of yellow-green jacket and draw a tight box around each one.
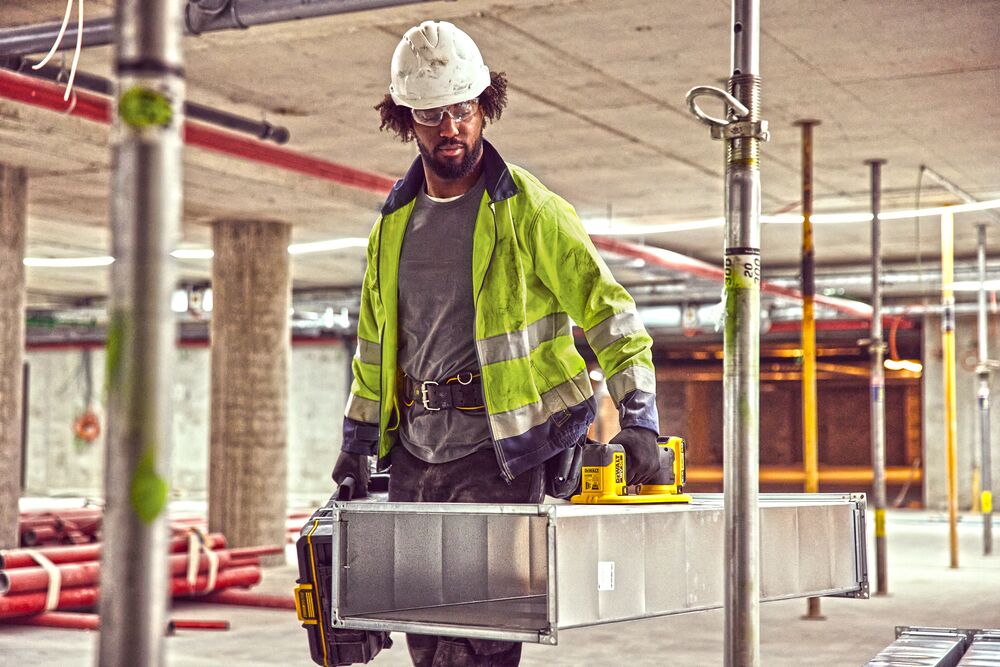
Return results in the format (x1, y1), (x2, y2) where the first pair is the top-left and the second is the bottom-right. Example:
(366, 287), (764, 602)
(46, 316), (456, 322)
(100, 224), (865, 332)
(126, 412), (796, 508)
(342, 141), (657, 479)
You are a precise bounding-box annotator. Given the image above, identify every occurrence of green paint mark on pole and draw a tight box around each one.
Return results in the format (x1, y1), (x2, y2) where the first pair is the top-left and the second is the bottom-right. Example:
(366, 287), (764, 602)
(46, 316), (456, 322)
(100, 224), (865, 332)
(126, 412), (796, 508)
(105, 311), (127, 394)
(131, 447), (168, 523)
(119, 87), (173, 128)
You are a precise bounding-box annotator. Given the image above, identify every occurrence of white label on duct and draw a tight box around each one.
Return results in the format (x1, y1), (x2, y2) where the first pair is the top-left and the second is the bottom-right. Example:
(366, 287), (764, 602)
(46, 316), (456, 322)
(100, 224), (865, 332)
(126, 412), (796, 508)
(597, 561), (615, 591)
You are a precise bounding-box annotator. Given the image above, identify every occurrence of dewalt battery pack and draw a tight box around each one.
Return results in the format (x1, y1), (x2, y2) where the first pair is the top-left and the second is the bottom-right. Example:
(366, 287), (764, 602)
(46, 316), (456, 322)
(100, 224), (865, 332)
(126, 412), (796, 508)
(294, 491), (392, 666)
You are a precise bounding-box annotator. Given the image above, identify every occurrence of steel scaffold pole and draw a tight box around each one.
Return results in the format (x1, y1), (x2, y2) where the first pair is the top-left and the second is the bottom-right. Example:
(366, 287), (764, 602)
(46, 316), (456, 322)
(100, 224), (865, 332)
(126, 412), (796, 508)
(976, 224), (993, 555)
(796, 119), (825, 619)
(685, 0), (767, 663)
(867, 159), (889, 594)
(97, 0), (184, 664)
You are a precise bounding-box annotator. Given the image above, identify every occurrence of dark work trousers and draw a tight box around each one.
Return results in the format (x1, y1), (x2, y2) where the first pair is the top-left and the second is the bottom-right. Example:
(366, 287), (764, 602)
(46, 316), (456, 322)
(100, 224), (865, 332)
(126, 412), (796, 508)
(387, 444), (545, 667)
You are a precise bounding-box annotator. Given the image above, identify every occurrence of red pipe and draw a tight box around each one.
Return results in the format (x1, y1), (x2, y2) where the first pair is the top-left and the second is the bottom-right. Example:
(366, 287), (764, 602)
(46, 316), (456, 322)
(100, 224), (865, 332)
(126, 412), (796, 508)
(591, 236), (875, 319)
(0, 565), (262, 619)
(0, 69), (396, 196)
(225, 545), (285, 559)
(6, 611), (100, 630)
(767, 317), (914, 334)
(0, 533), (227, 569)
(167, 618), (231, 632)
(196, 589), (296, 610)
(21, 508), (104, 520)
(7, 612), (230, 632)
(19, 526), (57, 547)
(1, 549), (251, 595)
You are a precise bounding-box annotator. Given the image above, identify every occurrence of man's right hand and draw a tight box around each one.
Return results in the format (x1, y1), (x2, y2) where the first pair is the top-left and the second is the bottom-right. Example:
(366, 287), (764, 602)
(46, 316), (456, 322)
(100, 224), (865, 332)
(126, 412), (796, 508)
(331, 452), (371, 500)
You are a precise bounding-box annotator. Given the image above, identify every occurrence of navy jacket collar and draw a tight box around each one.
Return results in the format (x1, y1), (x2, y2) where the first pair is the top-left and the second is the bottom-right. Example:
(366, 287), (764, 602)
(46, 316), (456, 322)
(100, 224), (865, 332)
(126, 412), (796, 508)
(380, 139), (519, 216)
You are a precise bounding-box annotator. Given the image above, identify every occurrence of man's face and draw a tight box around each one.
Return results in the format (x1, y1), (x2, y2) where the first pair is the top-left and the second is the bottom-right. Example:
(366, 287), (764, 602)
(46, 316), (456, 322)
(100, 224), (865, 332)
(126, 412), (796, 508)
(411, 102), (484, 181)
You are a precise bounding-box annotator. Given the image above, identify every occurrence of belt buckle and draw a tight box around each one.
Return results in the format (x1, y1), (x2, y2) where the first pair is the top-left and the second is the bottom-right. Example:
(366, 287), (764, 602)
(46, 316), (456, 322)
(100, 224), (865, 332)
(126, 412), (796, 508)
(420, 380), (440, 411)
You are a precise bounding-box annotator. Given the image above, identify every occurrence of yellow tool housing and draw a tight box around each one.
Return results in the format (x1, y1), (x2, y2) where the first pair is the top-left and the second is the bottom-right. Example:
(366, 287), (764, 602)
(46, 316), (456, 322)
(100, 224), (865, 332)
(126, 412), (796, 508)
(570, 436), (692, 504)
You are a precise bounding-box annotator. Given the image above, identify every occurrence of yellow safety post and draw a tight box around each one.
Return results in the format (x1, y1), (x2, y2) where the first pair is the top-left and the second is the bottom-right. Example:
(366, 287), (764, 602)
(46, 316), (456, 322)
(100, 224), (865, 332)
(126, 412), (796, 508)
(941, 210), (959, 569)
(795, 119), (824, 620)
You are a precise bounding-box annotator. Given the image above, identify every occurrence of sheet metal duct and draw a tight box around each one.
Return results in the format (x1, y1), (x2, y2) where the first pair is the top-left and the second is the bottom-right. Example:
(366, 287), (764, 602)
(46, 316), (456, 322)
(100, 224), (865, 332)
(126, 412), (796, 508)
(326, 494), (868, 644)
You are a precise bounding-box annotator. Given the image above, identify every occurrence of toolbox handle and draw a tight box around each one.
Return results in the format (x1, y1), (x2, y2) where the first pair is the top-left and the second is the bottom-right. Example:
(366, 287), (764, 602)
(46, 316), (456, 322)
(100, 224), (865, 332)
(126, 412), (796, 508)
(336, 476), (357, 502)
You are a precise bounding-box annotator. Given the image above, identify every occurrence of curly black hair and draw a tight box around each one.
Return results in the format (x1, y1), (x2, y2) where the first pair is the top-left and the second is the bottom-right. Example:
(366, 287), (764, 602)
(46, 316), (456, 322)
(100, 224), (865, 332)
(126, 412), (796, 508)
(375, 71), (508, 142)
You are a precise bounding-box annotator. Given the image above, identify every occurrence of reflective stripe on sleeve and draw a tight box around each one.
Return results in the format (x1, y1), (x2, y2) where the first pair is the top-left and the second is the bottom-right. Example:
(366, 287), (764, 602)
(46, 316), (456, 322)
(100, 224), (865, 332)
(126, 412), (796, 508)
(585, 309), (645, 354)
(354, 338), (381, 366)
(606, 364), (657, 405)
(345, 393), (380, 423)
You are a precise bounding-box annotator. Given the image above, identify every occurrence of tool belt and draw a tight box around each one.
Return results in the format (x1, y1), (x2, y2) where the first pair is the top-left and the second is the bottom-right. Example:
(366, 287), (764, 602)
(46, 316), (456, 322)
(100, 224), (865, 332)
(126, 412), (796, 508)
(403, 372), (485, 412)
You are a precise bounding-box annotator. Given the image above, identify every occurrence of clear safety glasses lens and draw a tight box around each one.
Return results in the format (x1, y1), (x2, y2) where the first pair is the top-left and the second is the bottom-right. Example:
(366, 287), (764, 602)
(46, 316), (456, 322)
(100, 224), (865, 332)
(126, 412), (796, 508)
(411, 100), (478, 127)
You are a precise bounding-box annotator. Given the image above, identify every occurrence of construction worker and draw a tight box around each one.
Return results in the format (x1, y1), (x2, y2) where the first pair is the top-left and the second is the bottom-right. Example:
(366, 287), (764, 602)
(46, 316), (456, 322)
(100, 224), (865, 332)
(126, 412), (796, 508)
(331, 20), (661, 667)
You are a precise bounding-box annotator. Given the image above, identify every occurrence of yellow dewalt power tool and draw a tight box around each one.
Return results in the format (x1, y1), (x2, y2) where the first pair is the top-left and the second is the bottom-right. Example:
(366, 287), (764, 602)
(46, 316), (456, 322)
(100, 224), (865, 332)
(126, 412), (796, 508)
(570, 436), (692, 504)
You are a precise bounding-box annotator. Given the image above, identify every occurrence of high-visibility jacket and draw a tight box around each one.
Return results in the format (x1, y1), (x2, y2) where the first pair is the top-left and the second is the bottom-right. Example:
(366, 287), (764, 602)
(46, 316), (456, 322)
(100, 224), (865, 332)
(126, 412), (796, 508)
(342, 140), (658, 479)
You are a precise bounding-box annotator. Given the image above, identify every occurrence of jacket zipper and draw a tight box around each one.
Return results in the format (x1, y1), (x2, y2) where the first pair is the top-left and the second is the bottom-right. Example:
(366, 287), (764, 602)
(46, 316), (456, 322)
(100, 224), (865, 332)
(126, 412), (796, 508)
(475, 200), (514, 482)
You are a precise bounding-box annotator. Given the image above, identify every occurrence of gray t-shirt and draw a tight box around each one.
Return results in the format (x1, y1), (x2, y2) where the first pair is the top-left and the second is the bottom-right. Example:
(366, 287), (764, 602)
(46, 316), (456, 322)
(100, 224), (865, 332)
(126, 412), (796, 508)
(397, 175), (492, 463)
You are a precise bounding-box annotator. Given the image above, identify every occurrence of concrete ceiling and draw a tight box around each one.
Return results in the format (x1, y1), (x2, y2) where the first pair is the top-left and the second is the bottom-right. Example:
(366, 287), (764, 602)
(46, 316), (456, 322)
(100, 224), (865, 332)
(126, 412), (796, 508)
(2, 0), (998, 310)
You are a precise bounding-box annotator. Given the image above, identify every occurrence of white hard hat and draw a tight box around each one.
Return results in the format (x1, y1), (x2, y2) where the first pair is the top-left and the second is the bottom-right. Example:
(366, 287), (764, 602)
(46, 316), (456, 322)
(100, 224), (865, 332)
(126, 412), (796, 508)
(389, 21), (491, 110)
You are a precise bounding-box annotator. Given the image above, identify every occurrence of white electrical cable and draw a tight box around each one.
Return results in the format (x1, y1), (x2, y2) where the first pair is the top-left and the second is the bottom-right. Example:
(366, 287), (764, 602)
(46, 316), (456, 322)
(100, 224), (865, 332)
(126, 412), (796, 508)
(65, 0), (84, 102)
(31, 0), (74, 70)
(31, 0), (84, 102)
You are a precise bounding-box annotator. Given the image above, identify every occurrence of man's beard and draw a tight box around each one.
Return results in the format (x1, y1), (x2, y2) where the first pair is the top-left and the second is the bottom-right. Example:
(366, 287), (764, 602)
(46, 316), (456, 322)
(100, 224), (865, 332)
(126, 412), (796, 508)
(417, 133), (484, 180)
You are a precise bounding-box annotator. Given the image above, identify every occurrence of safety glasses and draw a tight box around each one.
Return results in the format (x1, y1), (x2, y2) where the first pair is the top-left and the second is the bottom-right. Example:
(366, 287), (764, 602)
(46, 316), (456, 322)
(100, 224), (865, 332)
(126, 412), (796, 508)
(411, 99), (479, 127)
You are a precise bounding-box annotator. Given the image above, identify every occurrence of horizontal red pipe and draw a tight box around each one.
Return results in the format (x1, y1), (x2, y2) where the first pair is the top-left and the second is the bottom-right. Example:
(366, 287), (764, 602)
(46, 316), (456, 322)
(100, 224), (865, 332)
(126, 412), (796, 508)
(26, 336), (349, 352)
(225, 545), (285, 559)
(7, 611), (230, 632)
(1, 549), (251, 595)
(0, 533), (226, 569)
(196, 589), (296, 610)
(21, 508), (104, 521)
(591, 236), (875, 319)
(0, 70), (396, 196)
(19, 526), (57, 546)
(0, 566), (261, 619)
(767, 317), (915, 334)
(6, 611), (101, 630)
(167, 618), (231, 632)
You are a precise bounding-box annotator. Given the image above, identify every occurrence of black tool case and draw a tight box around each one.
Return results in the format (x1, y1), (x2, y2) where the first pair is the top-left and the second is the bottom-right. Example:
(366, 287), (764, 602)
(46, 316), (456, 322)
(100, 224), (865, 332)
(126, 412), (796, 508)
(294, 484), (391, 666)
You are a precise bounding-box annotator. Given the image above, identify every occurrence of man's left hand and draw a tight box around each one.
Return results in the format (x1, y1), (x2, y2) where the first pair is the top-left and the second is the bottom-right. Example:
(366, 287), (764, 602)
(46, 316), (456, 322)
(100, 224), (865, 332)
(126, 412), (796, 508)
(610, 426), (660, 484)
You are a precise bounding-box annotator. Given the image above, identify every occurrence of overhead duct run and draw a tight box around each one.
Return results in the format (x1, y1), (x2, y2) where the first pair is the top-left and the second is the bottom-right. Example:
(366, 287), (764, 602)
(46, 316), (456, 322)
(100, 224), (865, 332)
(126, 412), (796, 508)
(0, 0), (435, 57)
(0, 56), (289, 144)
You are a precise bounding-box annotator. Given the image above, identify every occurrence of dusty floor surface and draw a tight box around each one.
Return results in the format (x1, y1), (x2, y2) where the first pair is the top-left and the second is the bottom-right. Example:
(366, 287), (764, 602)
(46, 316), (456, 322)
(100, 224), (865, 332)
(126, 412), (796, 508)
(1, 509), (998, 666)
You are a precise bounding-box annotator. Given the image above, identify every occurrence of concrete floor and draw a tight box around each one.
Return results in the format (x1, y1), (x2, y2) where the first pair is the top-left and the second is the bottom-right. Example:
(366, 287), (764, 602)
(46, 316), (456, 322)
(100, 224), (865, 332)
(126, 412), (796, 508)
(1, 510), (998, 666)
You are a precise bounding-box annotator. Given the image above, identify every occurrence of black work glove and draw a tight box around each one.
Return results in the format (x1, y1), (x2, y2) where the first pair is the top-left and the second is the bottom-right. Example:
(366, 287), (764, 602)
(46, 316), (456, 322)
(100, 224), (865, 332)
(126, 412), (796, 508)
(610, 426), (660, 485)
(331, 452), (371, 500)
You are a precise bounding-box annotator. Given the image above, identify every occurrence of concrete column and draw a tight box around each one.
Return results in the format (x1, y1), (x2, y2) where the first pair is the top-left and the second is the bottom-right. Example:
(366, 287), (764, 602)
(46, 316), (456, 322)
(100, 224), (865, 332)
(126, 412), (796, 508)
(208, 220), (290, 558)
(0, 165), (26, 549)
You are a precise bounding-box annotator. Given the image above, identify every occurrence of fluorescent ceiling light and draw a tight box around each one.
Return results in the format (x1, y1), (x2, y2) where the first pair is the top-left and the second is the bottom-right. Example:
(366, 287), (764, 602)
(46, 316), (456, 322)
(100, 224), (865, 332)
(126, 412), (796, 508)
(172, 248), (214, 260)
(586, 198), (1000, 236)
(584, 217), (724, 235)
(949, 280), (1000, 291)
(288, 237), (369, 255)
(23, 256), (114, 267)
(171, 289), (189, 313)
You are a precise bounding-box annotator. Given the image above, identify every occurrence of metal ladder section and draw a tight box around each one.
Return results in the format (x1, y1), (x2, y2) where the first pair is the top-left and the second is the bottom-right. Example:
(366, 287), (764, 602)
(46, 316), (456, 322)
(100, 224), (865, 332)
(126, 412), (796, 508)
(867, 627), (1000, 666)
(327, 493), (868, 645)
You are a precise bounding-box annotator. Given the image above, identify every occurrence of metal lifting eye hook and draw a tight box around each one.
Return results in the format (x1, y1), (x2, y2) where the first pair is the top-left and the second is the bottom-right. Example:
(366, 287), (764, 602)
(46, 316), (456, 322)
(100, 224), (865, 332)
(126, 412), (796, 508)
(685, 85), (749, 127)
